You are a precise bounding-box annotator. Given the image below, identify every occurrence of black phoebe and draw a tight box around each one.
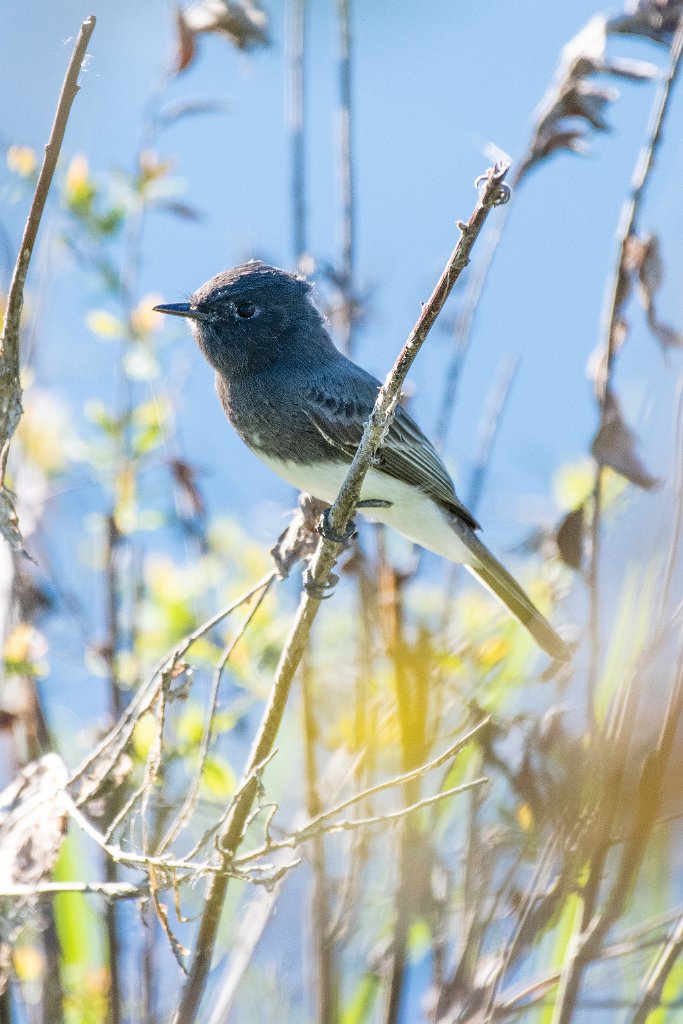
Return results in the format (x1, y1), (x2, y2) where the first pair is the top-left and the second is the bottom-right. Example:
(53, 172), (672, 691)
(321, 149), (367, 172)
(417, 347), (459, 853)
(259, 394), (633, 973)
(155, 262), (569, 662)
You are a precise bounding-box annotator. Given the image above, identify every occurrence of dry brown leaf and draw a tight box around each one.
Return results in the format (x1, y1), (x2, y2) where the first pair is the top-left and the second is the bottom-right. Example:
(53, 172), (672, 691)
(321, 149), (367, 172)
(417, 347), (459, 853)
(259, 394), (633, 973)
(650, 321), (683, 349)
(176, 0), (269, 72)
(591, 390), (659, 489)
(270, 493), (328, 579)
(556, 505), (586, 571)
(169, 458), (205, 518)
(174, 6), (196, 72)
(0, 754), (69, 889)
(628, 234), (683, 349)
(608, 1), (683, 45)
(0, 753), (70, 991)
(638, 234), (664, 298)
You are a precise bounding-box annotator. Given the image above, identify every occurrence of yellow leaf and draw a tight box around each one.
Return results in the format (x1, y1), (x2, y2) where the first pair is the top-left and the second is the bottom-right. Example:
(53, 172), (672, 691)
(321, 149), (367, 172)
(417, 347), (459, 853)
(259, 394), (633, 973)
(114, 464), (137, 534)
(17, 388), (72, 473)
(202, 755), (236, 798)
(477, 635), (511, 668)
(86, 309), (126, 340)
(7, 144), (37, 177)
(139, 150), (173, 183)
(4, 623), (47, 663)
(13, 945), (45, 981)
(131, 294), (165, 335)
(133, 713), (158, 760)
(553, 458), (595, 511)
(65, 154), (89, 193)
(517, 803), (533, 830)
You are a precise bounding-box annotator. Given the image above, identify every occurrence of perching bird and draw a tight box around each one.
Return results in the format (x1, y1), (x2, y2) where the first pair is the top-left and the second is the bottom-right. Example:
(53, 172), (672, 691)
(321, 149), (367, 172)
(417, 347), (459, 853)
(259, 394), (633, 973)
(155, 262), (569, 662)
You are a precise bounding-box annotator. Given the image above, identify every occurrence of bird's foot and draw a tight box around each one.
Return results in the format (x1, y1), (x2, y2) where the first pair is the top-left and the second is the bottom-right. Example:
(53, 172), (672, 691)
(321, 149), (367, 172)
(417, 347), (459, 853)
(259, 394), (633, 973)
(303, 567), (339, 599)
(316, 500), (393, 545)
(316, 507), (357, 544)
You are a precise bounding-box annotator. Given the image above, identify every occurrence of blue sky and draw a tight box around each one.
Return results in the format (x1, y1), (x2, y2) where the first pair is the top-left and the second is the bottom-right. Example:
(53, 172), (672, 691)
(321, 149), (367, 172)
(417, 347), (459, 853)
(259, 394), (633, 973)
(2, 0), (682, 599)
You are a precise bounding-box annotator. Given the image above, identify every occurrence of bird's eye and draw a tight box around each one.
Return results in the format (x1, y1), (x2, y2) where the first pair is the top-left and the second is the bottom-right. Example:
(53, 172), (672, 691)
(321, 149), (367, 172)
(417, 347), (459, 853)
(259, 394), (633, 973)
(236, 301), (257, 319)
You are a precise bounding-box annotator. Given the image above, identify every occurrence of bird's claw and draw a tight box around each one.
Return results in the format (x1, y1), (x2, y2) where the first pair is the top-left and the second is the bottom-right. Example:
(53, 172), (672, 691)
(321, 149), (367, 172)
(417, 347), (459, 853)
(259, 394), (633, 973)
(303, 567), (339, 599)
(316, 500), (393, 545)
(317, 507), (357, 544)
(355, 499), (392, 511)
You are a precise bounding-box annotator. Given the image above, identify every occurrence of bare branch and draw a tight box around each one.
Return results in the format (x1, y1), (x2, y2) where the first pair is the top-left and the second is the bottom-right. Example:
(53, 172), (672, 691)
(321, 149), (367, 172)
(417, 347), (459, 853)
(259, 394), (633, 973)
(172, 163), (511, 1024)
(69, 571), (275, 804)
(236, 724), (488, 865)
(630, 913), (683, 1024)
(0, 881), (141, 900)
(0, 15), (96, 550)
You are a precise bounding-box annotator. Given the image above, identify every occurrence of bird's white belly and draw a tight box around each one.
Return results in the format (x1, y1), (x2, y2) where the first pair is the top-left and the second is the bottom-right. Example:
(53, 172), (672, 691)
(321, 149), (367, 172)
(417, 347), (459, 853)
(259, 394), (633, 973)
(255, 453), (473, 565)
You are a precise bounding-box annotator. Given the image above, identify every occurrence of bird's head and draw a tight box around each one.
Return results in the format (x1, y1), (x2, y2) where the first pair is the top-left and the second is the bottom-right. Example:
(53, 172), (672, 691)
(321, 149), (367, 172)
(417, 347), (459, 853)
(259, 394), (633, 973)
(154, 261), (329, 377)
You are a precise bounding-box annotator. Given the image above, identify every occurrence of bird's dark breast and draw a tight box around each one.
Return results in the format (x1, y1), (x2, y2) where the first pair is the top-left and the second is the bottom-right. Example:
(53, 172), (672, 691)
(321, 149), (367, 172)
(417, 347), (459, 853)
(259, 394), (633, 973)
(215, 372), (337, 464)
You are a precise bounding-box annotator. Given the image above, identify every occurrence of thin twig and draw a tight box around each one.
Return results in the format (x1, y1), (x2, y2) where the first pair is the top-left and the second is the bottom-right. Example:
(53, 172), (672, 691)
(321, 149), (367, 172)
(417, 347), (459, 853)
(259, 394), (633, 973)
(468, 356), (520, 514)
(156, 578), (274, 854)
(172, 166), (510, 1022)
(0, 15), (96, 550)
(236, 717), (488, 866)
(657, 380), (683, 623)
(301, 649), (338, 1024)
(69, 571), (276, 802)
(204, 881), (285, 1024)
(239, 778), (488, 867)
(0, 881), (141, 899)
(552, 658), (683, 1024)
(587, 16), (683, 720)
(438, 355), (519, 639)
(630, 913), (683, 1024)
(289, 0), (307, 268)
(336, 0), (355, 356)
(434, 196), (517, 448)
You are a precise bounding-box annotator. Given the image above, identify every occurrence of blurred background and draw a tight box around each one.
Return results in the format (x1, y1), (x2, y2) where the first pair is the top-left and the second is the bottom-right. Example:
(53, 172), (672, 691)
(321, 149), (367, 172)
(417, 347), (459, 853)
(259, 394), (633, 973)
(1, 2), (683, 1023)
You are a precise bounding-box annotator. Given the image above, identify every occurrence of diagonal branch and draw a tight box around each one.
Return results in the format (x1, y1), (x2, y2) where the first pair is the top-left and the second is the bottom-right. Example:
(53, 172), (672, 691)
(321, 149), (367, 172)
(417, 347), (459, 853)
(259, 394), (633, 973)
(172, 159), (511, 1024)
(0, 15), (96, 551)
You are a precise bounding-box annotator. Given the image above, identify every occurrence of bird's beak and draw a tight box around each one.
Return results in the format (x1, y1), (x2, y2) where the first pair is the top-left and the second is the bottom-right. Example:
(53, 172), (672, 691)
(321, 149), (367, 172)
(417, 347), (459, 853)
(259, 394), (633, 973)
(153, 302), (204, 320)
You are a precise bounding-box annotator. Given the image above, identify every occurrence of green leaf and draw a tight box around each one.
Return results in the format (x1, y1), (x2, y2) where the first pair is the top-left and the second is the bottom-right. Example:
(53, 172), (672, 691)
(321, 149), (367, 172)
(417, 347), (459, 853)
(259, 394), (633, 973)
(52, 833), (107, 1024)
(202, 754), (236, 798)
(341, 973), (381, 1024)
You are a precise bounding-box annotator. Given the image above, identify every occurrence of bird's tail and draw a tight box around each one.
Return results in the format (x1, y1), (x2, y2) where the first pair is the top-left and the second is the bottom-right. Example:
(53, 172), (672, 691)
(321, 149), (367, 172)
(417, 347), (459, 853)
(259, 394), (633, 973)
(457, 529), (570, 663)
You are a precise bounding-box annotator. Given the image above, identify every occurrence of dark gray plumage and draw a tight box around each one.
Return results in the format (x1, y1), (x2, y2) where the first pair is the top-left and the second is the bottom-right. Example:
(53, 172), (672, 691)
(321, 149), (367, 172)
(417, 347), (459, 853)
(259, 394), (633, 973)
(155, 261), (569, 662)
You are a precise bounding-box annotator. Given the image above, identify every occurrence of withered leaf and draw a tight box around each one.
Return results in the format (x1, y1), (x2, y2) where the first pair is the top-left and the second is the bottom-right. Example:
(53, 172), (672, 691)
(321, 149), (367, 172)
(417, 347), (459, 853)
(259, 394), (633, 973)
(179, 0), (269, 64)
(650, 321), (683, 349)
(169, 458), (205, 518)
(270, 493), (328, 579)
(158, 99), (231, 125)
(558, 82), (618, 132)
(637, 234), (663, 300)
(530, 129), (589, 165)
(608, 3), (683, 46)
(155, 200), (203, 221)
(591, 390), (659, 489)
(628, 234), (683, 349)
(0, 754), (69, 889)
(556, 504), (585, 571)
(174, 6), (196, 73)
(603, 56), (660, 81)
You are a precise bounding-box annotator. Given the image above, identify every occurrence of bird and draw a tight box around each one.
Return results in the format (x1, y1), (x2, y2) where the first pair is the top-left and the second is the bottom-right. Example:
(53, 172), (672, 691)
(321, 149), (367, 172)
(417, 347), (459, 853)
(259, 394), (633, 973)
(154, 261), (569, 662)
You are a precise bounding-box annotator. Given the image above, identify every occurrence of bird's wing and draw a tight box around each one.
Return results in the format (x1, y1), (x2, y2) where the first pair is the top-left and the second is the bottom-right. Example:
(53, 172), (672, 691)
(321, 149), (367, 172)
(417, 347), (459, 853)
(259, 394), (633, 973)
(303, 370), (479, 530)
